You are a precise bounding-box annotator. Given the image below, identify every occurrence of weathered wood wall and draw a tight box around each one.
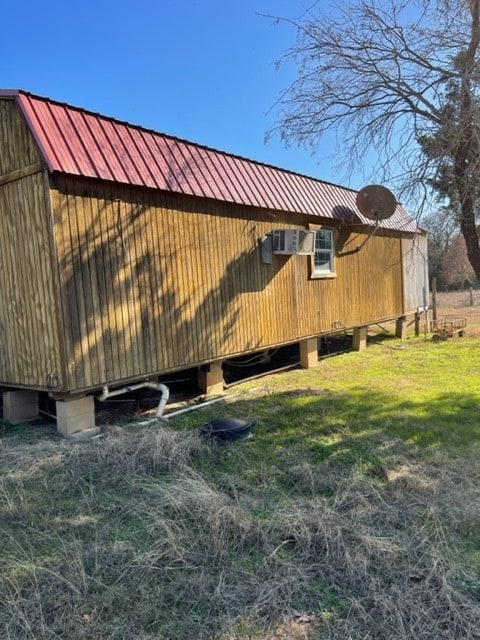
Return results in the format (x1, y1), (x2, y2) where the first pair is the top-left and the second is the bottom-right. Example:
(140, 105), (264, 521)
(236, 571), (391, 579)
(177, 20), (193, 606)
(0, 99), (63, 389)
(0, 99), (39, 176)
(50, 176), (405, 392)
(402, 233), (429, 312)
(0, 96), (421, 396)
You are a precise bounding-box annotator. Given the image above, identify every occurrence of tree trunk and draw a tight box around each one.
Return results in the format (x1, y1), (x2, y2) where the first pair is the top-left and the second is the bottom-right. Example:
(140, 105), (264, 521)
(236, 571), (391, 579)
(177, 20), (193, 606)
(457, 180), (480, 280)
(455, 0), (480, 281)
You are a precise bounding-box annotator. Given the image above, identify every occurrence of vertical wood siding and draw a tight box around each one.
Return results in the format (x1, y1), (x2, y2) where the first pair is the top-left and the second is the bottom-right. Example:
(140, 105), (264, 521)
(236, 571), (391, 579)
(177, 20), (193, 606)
(52, 177), (405, 391)
(0, 99), (64, 389)
(0, 99), (39, 175)
(0, 170), (63, 388)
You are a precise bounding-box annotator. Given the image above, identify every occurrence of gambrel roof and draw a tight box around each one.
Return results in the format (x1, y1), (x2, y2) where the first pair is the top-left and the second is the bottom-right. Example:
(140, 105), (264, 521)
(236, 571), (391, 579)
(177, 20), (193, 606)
(0, 89), (418, 233)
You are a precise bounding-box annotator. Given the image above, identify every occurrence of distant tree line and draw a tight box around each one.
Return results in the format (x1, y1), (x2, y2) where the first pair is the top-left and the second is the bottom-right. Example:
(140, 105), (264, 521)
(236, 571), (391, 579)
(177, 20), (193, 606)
(424, 208), (478, 290)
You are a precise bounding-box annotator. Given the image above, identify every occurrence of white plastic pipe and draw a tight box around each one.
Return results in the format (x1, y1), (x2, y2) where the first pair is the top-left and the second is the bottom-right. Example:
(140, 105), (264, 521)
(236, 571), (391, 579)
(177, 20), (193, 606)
(162, 393), (234, 419)
(153, 383), (170, 417)
(133, 393), (237, 427)
(98, 381), (170, 417)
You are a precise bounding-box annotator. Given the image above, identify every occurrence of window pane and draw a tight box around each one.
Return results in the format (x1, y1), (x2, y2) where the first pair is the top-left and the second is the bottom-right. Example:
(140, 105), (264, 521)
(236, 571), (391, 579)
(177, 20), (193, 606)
(314, 229), (334, 274)
(315, 230), (332, 250)
(314, 251), (331, 271)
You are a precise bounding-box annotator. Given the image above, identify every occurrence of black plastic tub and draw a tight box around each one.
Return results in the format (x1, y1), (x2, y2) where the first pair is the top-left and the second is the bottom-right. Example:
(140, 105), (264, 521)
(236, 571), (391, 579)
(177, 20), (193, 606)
(199, 418), (253, 442)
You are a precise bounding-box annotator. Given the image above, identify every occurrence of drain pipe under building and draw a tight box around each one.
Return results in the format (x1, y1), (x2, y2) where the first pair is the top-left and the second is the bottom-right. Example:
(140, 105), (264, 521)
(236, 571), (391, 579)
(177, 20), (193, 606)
(98, 380), (170, 417)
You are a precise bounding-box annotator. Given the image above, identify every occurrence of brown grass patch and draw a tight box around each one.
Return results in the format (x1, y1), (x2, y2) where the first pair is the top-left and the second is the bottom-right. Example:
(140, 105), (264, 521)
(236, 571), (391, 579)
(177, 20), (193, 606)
(1, 426), (480, 639)
(434, 290), (480, 338)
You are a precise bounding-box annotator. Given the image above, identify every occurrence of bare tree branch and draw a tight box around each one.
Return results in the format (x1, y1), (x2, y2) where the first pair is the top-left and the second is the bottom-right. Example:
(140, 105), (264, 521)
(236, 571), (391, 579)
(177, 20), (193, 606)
(268, 0), (480, 281)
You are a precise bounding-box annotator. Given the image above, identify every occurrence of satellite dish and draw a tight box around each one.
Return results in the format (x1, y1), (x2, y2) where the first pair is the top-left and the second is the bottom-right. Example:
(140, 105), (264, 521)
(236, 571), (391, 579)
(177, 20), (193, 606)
(356, 184), (396, 221)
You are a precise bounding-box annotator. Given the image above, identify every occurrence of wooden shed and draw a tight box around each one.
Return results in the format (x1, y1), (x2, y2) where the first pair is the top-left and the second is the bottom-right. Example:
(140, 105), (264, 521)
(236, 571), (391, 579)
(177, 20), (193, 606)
(0, 90), (428, 436)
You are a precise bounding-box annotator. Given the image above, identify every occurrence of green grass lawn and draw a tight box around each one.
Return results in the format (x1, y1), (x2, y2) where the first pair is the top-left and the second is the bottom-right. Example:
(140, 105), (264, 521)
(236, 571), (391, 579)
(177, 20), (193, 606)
(1, 334), (480, 639)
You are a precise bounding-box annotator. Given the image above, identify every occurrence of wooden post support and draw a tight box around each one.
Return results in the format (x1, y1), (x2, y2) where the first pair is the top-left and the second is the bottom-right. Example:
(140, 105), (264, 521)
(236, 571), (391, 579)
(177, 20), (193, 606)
(198, 362), (224, 396)
(352, 326), (368, 351)
(432, 277), (437, 322)
(395, 316), (407, 339)
(56, 395), (99, 439)
(299, 337), (319, 368)
(414, 312), (421, 337)
(2, 390), (39, 423)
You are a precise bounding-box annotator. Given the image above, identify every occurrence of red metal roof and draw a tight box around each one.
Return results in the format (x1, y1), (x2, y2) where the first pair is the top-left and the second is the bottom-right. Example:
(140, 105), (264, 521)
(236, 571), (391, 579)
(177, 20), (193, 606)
(0, 89), (418, 233)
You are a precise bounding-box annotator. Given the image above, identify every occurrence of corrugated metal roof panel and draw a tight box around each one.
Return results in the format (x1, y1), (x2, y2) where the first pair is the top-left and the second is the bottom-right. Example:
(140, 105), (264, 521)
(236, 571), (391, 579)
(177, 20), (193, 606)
(121, 126), (160, 189)
(152, 135), (187, 193)
(239, 158), (270, 209)
(28, 98), (77, 174)
(4, 90), (418, 233)
(75, 111), (115, 179)
(212, 152), (249, 205)
(176, 139), (211, 199)
(191, 144), (229, 202)
(220, 154), (257, 207)
(142, 132), (169, 190)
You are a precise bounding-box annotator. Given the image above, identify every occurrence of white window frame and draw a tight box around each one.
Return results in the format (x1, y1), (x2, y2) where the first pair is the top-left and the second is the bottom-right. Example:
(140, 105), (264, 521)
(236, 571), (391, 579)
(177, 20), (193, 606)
(310, 226), (336, 279)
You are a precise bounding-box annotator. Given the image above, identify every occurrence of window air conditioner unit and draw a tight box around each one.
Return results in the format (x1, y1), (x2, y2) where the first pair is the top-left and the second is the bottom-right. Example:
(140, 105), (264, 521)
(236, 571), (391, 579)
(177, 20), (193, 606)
(272, 229), (315, 255)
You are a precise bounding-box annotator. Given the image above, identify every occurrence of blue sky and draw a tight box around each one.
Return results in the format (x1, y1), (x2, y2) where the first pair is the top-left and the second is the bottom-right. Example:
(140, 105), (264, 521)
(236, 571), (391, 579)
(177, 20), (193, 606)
(1, 0), (365, 189)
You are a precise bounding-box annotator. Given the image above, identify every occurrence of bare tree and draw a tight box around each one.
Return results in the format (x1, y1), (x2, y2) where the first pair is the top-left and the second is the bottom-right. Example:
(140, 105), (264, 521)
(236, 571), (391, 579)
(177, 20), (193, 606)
(270, 0), (480, 279)
(422, 207), (457, 287)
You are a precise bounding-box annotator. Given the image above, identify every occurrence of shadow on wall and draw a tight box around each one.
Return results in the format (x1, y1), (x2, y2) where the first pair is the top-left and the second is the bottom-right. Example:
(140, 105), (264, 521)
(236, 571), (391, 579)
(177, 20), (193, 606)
(56, 176), (284, 391)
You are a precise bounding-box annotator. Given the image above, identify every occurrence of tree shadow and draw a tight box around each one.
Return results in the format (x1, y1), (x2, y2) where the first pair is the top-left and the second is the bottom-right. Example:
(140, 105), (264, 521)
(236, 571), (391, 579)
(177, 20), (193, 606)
(54, 177), (282, 391)
(174, 385), (480, 461)
(2, 382), (479, 640)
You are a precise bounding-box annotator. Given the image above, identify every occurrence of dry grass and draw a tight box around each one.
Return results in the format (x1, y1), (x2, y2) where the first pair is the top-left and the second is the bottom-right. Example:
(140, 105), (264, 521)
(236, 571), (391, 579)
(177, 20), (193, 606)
(433, 290), (480, 337)
(1, 421), (480, 639)
(1, 294), (480, 638)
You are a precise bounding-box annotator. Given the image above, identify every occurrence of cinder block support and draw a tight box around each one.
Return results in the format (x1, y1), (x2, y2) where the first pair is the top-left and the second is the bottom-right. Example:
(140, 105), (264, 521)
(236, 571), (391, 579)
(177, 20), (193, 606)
(198, 362), (224, 396)
(3, 390), (39, 423)
(395, 315), (408, 340)
(353, 326), (368, 351)
(56, 395), (99, 439)
(299, 337), (319, 369)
